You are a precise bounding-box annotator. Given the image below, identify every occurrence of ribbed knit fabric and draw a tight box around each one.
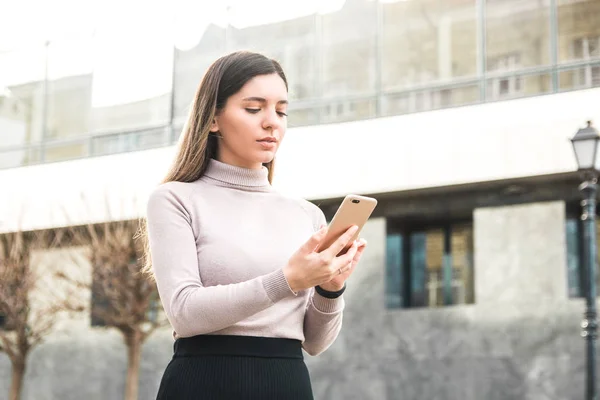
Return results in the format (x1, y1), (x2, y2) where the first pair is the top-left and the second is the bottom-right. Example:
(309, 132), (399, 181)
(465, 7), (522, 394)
(146, 158), (345, 356)
(156, 335), (314, 400)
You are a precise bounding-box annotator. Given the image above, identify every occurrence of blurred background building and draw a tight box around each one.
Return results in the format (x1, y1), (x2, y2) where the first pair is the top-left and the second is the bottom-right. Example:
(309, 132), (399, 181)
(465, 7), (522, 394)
(1, 0), (600, 398)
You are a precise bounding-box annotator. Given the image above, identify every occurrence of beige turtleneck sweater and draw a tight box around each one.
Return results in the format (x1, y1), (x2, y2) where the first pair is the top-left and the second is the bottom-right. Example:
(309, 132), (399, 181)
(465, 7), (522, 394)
(146, 158), (344, 356)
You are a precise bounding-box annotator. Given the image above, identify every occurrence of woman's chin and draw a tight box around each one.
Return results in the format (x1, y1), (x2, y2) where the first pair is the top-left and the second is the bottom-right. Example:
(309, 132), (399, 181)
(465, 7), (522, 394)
(257, 152), (276, 164)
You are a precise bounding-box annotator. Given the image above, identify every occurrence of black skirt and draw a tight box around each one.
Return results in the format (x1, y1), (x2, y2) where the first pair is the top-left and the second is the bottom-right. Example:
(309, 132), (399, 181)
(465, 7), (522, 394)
(156, 334), (314, 400)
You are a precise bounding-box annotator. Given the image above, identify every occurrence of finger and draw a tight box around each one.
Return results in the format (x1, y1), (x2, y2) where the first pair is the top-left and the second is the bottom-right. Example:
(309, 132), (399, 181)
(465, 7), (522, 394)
(300, 226), (328, 254)
(354, 239), (367, 254)
(343, 261), (357, 275)
(345, 246), (364, 274)
(337, 258), (354, 276)
(346, 240), (360, 260)
(334, 240), (359, 270)
(322, 225), (358, 259)
(340, 256), (358, 276)
(351, 245), (366, 266)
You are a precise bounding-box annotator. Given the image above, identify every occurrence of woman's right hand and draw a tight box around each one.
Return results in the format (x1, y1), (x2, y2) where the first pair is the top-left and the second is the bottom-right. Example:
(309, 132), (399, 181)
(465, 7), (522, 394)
(283, 225), (360, 293)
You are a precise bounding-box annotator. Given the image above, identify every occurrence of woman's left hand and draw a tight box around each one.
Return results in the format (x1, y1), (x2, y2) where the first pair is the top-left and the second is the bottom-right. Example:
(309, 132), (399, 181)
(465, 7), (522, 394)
(318, 238), (367, 292)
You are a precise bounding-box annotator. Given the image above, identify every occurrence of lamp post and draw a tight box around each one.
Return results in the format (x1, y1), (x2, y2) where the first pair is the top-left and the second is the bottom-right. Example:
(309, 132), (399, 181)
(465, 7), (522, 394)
(571, 120), (600, 400)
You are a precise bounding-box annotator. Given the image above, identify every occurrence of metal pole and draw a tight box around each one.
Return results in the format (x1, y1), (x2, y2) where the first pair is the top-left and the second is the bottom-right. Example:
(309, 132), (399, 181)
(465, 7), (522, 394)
(374, 0), (383, 117)
(476, 0), (487, 101)
(549, 0), (559, 92)
(40, 40), (50, 162)
(580, 177), (598, 400)
(168, 44), (177, 144)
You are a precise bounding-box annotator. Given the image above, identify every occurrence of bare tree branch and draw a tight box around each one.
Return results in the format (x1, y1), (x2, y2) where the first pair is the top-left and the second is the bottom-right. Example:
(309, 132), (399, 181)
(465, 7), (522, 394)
(0, 228), (84, 400)
(63, 214), (165, 400)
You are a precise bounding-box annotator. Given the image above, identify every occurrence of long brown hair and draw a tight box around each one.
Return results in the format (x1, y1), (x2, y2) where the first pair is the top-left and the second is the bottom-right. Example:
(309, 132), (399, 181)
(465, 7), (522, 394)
(137, 51), (288, 277)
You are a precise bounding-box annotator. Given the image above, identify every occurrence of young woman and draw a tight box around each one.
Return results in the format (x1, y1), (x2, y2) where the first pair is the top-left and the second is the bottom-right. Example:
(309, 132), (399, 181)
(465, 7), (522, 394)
(142, 51), (368, 399)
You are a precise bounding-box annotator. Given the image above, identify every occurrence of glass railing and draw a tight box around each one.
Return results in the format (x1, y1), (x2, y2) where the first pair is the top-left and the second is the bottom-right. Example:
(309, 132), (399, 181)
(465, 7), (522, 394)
(0, 125), (172, 169)
(1, 0), (600, 170)
(2, 59), (600, 170)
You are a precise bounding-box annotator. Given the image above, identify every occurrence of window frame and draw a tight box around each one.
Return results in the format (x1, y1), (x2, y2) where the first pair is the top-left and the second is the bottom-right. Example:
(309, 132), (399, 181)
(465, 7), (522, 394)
(386, 217), (475, 309)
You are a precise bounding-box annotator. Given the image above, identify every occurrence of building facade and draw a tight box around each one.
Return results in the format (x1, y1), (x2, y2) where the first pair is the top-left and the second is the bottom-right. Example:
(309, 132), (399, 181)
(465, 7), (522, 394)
(1, 0), (600, 399)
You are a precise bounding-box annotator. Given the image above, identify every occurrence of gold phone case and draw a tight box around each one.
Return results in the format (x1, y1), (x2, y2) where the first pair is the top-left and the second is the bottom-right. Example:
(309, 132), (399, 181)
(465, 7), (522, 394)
(318, 194), (378, 255)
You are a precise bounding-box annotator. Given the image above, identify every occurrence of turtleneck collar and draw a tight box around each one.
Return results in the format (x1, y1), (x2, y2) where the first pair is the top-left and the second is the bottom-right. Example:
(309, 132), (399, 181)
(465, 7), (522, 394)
(201, 158), (272, 192)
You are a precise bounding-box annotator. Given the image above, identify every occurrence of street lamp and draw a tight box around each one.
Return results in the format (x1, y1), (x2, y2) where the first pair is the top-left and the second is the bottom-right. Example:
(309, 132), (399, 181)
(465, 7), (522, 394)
(571, 120), (600, 400)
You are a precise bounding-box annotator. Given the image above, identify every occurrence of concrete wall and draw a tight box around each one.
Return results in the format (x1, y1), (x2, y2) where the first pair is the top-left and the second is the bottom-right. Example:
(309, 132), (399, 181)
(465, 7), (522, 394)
(306, 208), (591, 400)
(0, 329), (172, 400)
(0, 203), (595, 399)
(474, 201), (568, 304)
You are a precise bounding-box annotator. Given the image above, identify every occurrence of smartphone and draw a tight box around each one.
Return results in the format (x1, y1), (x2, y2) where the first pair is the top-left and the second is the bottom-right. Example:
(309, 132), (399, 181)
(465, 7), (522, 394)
(317, 194), (378, 255)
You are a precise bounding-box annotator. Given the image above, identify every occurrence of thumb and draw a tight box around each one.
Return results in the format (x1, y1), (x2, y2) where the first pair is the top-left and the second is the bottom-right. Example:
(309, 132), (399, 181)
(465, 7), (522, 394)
(300, 226), (328, 254)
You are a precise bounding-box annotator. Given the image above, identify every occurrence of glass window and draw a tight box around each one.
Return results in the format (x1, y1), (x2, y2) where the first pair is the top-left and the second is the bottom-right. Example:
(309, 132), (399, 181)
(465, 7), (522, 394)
(385, 233), (404, 308)
(0, 46), (46, 149)
(90, 126), (169, 157)
(557, 0), (600, 91)
(485, 0), (551, 100)
(45, 38), (93, 142)
(381, 0), (478, 91)
(320, 97), (376, 124)
(321, 0), (377, 97)
(173, 24), (227, 125)
(287, 107), (319, 128)
(386, 221), (474, 309)
(228, 15), (318, 101)
(486, 71), (552, 100)
(88, 24), (173, 135)
(382, 84), (479, 117)
(486, 0), (551, 70)
(44, 142), (88, 164)
(227, 14), (318, 127)
(409, 231), (428, 306)
(0, 147), (41, 169)
(557, 0), (600, 63)
(451, 223), (475, 304)
(559, 66), (600, 91)
(320, 0), (377, 123)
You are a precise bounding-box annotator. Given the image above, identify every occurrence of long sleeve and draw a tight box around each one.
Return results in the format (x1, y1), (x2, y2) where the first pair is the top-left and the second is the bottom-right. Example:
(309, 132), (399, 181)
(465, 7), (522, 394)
(302, 290), (345, 355)
(146, 186), (295, 338)
(301, 203), (345, 356)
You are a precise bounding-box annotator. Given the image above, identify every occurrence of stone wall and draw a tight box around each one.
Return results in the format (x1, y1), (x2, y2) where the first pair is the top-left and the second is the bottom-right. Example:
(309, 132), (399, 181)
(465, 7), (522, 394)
(0, 203), (596, 399)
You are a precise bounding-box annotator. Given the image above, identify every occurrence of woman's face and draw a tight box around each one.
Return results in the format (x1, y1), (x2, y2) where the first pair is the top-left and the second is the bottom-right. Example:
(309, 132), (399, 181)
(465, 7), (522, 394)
(211, 73), (288, 169)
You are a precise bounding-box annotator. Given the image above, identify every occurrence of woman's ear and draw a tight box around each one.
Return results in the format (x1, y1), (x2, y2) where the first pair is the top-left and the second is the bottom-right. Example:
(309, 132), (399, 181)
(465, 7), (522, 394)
(209, 118), (219, 133)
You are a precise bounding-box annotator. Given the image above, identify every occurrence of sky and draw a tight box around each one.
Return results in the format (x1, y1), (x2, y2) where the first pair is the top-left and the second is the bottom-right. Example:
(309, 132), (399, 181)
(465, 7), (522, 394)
(0, 0), (404, 106)
(0, 0), (353, 52)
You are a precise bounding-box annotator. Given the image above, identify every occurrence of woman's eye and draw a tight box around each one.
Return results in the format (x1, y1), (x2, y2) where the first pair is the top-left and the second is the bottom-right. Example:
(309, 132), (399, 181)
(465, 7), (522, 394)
(245, 108), (260, 114)
(277, 111), (288, 117)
